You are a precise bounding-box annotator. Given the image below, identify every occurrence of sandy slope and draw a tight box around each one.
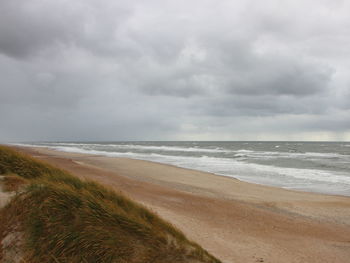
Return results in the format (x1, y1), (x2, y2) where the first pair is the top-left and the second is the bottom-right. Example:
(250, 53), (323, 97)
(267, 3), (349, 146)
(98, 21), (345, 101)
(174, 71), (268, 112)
(14, 146), (350, 263)
(0, 178), (12, 209)
(0, 187), (9, 209)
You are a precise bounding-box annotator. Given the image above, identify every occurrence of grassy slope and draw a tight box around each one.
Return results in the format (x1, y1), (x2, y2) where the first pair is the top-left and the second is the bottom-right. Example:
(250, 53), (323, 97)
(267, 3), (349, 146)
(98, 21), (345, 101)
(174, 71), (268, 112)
(0, 146), (221, 263)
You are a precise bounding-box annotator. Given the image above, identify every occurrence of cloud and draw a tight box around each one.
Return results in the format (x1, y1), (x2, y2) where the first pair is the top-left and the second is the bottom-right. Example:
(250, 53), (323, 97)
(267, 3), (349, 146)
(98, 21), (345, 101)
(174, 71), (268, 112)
(223, 58), (333, 96)
(0, 0), (133, 59)
(0, 0), (350, 141)
(0, 1), (76, 58)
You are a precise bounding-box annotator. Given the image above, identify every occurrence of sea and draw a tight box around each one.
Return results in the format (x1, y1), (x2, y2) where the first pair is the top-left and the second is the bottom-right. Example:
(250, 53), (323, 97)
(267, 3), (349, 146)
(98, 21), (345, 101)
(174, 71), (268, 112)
(17, 141), (350, 196)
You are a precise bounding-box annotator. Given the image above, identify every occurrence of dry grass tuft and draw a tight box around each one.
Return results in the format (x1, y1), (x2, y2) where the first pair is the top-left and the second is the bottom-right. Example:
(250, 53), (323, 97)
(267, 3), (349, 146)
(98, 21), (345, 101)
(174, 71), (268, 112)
(1, 174), (28, 193)
(0, 146), (221, 263)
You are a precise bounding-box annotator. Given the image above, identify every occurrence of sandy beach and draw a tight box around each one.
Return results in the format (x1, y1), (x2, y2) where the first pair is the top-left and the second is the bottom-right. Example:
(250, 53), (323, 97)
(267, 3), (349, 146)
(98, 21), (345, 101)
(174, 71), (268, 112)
(12, 146), (350, 263)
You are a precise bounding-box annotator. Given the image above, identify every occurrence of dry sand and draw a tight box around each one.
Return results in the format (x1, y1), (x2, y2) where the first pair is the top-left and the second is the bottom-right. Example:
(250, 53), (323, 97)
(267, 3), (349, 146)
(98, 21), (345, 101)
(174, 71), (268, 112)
(0, 177), (13, 209)
(13, 146), (350, 263)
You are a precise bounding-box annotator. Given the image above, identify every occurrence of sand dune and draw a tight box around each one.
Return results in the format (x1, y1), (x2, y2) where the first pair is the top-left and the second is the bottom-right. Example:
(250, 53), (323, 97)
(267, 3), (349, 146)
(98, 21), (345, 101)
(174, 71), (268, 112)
(15, 146), (350, 263)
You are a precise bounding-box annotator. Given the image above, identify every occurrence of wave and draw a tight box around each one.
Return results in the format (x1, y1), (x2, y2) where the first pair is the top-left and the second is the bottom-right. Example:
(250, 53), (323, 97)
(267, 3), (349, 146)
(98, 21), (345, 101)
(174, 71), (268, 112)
(14, 142), (350, 195)
(16, 143), (348, 160)
(33, 144), (350, 186)
(48, 146), (137, 158)
(33, 142), (229, 154)
(16, 142), (350, 167)
(233, 150), (346, 160)
(106, 144), (229, 153)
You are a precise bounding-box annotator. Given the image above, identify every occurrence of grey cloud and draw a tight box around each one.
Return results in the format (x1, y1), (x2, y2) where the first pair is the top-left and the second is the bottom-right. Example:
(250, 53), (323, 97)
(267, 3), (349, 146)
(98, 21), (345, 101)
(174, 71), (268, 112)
(139, 70), (209, 97)
(188, 92), (331, 118)
(0, 0), (133, 59)
(0, 54), (96, 110)
(0, 0), (350, 141)
(0, 1), (78, 58)
(129, 30), (333, 98)
(226, 60), (333, 96)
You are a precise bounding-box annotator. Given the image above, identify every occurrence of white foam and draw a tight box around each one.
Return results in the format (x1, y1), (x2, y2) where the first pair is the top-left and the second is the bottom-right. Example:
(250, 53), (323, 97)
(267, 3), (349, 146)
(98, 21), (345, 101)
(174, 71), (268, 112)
(107, 144), (229, 153)
(16, 143), (350, 196)
(235, 149), (254, 153)
(233, 150), (346, 160)
(49, 146), (133, 158)
(16, 143), (347, 160)
(50, 145), (350, 184)
(38, 142), (229, 154)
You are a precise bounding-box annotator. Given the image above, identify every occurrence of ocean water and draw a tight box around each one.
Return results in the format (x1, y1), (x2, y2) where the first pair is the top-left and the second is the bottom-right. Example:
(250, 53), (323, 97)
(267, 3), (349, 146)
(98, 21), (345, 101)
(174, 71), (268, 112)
(17, 141), (350, 196)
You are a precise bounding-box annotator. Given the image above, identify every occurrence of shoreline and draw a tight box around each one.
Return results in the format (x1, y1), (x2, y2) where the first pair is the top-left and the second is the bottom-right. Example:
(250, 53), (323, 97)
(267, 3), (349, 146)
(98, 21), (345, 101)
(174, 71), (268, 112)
(17, 145), (346, 201)
(9, 145), (350, 263)
(10, 144), (349, 198)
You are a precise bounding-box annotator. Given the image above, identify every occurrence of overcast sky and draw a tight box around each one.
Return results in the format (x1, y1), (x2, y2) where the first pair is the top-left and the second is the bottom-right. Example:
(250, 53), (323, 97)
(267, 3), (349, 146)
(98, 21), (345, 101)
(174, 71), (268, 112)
(1, 0), (350, 141)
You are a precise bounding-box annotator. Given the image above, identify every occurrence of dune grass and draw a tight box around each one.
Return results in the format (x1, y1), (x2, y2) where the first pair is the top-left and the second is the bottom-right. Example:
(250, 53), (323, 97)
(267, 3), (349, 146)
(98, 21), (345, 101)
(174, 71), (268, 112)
(0, 146), (221, 263)
(0, 174), (28, 193)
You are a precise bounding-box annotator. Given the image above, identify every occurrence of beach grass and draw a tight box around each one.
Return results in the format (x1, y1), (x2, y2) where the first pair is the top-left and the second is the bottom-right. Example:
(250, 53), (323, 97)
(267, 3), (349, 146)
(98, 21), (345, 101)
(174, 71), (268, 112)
(0, 146), (221, 263)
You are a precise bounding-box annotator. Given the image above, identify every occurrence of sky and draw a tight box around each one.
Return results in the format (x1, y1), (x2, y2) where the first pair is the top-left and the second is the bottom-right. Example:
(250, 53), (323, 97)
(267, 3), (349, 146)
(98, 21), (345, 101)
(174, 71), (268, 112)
(1, 0), (350, 142)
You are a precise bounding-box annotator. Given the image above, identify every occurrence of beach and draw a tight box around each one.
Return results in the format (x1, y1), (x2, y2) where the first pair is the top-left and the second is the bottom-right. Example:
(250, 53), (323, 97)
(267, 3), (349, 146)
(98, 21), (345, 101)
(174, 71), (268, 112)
(13, 146), (350, 263)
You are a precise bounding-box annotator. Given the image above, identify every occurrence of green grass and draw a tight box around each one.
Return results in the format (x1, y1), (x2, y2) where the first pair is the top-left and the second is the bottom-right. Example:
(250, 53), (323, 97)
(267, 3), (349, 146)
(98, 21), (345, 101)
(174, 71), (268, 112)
(0, 146), (221, 263)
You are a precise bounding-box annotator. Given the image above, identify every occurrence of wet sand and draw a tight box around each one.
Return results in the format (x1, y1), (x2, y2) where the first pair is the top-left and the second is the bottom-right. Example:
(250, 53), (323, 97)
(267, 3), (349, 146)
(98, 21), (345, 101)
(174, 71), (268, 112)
(13, 146), (350, 263)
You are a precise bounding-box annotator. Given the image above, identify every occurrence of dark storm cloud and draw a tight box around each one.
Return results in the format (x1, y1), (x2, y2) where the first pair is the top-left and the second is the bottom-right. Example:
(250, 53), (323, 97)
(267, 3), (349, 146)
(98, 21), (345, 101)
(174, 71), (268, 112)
(0, 1), (77, 58)
(0, 0), (350, 141)
(0, 0), (133, 59)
